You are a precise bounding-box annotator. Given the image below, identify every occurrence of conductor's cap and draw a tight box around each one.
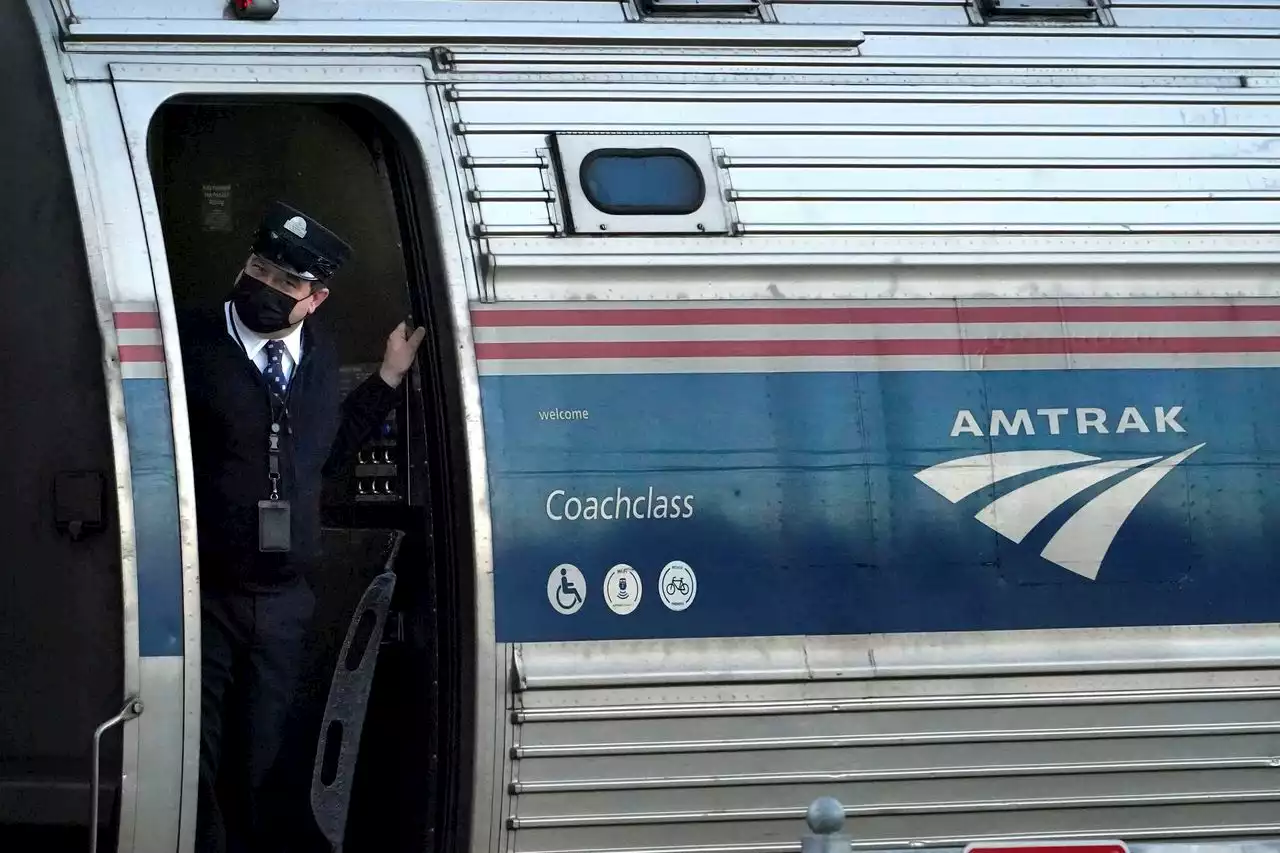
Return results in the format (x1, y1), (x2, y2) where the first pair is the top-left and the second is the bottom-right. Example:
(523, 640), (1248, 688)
(250, 201), (351, 283)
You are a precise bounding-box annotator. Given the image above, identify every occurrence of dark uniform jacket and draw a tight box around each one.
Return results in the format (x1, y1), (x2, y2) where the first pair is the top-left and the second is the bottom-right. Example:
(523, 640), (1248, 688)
(179, 307), (400, 592)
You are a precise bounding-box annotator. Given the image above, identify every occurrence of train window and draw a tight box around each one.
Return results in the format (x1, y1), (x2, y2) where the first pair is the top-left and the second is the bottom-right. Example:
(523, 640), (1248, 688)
(553, 134), (731, 235)
(579, 149), (705, 216)
(970, 0), (1105, 25)
(633, 0), (764, 19)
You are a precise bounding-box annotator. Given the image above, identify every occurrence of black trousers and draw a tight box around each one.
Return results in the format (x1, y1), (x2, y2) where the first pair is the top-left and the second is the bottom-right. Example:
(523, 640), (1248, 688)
(197, 580), (315, 853)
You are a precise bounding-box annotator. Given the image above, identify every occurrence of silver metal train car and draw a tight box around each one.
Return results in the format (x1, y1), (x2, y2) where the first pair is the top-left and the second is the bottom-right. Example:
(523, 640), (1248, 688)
(4, 2), (1280, 853)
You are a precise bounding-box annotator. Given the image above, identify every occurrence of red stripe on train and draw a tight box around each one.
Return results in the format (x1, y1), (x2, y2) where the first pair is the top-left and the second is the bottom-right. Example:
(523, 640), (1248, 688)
(475, 336), (1280, 360)
(471, 304), (1280, 328)
(114, 311), (161, 329)
(118, 345), (166, 363)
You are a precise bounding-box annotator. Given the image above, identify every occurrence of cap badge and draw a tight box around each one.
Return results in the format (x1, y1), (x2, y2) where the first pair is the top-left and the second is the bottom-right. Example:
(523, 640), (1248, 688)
(283, 216), (308, 238)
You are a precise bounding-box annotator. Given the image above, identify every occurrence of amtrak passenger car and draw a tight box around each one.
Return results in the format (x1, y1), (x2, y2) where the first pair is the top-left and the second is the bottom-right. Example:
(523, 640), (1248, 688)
(6, 1), (1280, 853)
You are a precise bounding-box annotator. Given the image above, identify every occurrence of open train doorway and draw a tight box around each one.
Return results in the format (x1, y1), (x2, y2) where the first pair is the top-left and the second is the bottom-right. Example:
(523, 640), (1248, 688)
(146, 97), (474, 853)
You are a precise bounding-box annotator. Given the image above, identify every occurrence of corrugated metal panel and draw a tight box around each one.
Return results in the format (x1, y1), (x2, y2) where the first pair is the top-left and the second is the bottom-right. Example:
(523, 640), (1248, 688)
(506, 664), (1280, 853)
(1111, 0), (1280, 30)
(451, 80), (1280, 246)
(772, 0), (1280, 30)
(57, 0), (1280, 31)
(774, 1), (971, 27)
(439, 46), (868, 77)
(62, 0), (627, 23)
(852, 32), (1280, 61)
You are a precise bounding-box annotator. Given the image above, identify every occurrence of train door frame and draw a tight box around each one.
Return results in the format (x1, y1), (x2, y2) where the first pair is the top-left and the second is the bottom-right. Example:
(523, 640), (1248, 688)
(0, 2), (132, 849)
(107, 65), (489, 853)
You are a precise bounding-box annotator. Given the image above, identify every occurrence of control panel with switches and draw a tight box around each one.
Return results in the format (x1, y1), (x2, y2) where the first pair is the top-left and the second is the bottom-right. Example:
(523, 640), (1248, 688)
(337, 363), (406, 505)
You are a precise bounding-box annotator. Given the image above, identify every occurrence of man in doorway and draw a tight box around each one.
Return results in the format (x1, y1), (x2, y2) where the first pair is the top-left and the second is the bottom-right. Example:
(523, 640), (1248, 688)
(179, 201), (426, 853)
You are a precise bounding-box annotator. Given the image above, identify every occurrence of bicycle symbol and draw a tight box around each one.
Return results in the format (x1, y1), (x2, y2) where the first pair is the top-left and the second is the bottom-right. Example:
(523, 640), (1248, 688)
(659, 561), (696, 612)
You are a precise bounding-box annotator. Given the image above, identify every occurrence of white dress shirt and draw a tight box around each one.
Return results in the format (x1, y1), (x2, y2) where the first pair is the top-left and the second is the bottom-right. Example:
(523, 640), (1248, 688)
(224, 301), (303, 382)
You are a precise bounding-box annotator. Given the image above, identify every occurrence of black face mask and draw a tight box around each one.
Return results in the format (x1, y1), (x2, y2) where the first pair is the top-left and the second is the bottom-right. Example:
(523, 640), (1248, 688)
(231, 273), (302, 334)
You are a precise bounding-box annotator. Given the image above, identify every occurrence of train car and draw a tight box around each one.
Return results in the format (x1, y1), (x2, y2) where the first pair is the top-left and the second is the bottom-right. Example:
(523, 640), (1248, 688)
(4, 2), (1280, 853)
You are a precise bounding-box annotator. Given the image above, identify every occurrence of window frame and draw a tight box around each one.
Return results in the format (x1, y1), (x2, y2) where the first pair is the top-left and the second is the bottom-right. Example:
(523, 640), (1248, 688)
(553, 133), (731, 236)
(634, 0), (764, 20)
(969, 0), (1111, 26)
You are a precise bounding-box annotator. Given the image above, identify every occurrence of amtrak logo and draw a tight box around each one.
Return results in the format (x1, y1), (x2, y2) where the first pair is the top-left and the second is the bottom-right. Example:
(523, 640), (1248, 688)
(915, 444), (1204, 580)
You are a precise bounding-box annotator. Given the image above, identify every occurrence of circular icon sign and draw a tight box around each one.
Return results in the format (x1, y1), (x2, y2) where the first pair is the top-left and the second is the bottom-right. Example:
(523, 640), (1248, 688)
(603, 564), (642, 615)
(547, 563), (586, 615)
(659, 560), (697, 611)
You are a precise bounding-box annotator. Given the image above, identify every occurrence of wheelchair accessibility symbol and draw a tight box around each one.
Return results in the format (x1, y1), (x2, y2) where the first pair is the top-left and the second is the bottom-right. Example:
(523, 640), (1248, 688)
(547, 564), (586, 615)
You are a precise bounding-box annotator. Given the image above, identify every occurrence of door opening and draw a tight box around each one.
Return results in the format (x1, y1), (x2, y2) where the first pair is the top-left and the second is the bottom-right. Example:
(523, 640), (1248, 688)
(148, 97), (474, 853)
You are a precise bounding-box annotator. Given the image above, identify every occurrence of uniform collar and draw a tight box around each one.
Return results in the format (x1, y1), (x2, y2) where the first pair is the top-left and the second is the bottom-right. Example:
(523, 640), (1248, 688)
(226, 301), (304, 364)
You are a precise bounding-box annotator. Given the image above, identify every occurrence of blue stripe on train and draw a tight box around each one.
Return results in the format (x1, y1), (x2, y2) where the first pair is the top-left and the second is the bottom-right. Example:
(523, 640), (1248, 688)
(123, 378), (183, 657)
(482, 367), (1280, 643)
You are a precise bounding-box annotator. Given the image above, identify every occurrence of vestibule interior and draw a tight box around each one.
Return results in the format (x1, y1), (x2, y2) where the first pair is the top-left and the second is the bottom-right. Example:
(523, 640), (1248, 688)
(148, 97), (473, 853)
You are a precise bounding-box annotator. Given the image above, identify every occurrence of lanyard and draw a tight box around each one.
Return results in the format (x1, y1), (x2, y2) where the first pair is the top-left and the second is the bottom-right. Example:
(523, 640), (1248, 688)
(228, 311), (295, 501)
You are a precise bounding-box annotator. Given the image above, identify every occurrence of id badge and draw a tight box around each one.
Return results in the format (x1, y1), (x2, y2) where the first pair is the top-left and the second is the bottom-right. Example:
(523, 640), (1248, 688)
(258, 499), (292, 552)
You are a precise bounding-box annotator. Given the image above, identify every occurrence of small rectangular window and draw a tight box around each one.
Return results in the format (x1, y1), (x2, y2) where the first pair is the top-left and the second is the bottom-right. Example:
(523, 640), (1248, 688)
(637, 0), (763, 18)
(580, 149), (706, 217)
(552, 134), (730, 236)
(972, 0), (1102, 24)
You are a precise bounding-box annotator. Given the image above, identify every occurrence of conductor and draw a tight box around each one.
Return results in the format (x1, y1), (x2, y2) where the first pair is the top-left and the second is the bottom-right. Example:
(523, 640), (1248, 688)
(179, 202), (426, 853)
